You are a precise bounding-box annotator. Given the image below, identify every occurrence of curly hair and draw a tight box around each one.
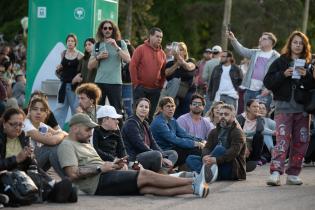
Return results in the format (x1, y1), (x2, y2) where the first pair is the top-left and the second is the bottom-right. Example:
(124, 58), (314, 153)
(96, 20), (121, 42)
(75, 83), (102, 105)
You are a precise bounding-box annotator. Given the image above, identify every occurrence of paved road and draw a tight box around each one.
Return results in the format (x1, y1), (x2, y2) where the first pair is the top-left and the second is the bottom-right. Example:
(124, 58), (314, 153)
(5, 164), (315, 210)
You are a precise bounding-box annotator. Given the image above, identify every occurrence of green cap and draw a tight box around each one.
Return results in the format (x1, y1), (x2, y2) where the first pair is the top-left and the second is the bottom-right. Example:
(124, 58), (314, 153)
(69, 113), (98, 128)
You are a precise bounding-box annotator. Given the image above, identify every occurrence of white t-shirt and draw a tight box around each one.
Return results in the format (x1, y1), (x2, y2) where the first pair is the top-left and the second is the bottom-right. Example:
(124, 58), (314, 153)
(23, 118), (51, 148)
(215, 65), (238, 101)
(250, 51), (273, 91)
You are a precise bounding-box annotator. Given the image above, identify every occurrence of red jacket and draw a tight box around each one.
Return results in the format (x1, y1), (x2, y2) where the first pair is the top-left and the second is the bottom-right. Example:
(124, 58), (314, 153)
(129, 40), (166, 89)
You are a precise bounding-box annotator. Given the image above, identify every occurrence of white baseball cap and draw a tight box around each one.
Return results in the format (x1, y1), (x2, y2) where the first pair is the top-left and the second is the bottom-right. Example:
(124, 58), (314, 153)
(211, 45), (222, 53)
(97, 105), (122, 119)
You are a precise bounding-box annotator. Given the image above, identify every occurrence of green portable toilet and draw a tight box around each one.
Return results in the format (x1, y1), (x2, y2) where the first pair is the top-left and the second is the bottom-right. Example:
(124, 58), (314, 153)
(26, 0), (118, 122)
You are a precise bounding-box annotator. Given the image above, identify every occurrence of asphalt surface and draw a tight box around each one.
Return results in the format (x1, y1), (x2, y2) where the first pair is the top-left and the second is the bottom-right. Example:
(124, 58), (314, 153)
(5, 164), (315, 210)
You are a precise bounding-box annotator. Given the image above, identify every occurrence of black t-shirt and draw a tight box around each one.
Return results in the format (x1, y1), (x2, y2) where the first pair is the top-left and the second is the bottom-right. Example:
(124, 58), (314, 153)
(165, 58), (196, 84)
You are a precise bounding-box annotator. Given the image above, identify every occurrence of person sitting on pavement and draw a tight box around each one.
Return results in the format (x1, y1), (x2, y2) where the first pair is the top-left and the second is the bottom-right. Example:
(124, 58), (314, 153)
(177, 94), (213, 140)
(204, 101), (225, 128)
(75, 82), (102, 123)
(122, 98), (178, 173)
(93, 105), (127, 168)
(186, 104), (247, 180)
(58, 113), (214, 197)
(0, 108), (77, 204)
(236, 99), (265, 166)
(23, 98), (67, 178)
(150, 97), (205, 167)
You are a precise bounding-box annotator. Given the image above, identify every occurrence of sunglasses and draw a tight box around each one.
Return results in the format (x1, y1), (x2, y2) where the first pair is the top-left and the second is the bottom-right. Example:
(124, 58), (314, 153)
(103, 26), (113, 31)
(191, 102), (203, 106)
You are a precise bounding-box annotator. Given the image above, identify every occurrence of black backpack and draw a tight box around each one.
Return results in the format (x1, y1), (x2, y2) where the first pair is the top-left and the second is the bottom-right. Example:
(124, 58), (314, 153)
(94, 40), (131, 83)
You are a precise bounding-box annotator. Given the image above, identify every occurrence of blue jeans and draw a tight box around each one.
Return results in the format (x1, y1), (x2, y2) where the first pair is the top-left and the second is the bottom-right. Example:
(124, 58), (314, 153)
(122, 84), (133, 118)
(264, 134), (274, 152)
(54, 83), (78, 128)
(186, 145), (233, 180)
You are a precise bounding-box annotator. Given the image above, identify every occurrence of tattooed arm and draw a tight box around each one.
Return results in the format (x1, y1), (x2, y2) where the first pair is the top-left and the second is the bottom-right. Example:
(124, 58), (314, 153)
(64, 162), (117, 180)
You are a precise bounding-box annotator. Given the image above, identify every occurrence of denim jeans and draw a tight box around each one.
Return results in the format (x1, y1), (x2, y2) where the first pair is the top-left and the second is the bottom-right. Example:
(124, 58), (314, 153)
(244, 89), (272, 109)
(54, 83), (78, 128)
(264, 134), (274, 152)
(186, 145), (233, 180)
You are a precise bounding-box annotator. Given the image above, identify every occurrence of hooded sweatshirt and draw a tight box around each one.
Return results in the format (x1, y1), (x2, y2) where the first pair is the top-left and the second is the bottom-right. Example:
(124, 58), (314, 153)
(129, 40), (166, 89)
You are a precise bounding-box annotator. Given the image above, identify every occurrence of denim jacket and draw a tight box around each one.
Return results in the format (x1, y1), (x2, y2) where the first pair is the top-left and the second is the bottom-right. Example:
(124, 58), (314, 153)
(150, 113), (201, 150)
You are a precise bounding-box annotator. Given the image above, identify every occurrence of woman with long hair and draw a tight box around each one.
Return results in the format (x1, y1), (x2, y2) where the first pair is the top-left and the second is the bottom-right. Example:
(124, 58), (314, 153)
(54, 33), (83, 128)
(164, 42), (196, 117)
(121, 98), (178, 172)
(77, 38), (96, 83)
(264, 31), (315, 186)
(24, 98), (67, 177)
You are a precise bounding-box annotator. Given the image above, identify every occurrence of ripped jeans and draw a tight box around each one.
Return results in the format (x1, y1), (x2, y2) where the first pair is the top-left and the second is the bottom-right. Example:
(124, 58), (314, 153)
(270, 112), (310, 176)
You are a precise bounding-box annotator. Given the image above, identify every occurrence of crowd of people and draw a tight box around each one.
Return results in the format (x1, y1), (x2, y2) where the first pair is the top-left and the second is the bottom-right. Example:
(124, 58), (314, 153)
(1, 19), (315, 208)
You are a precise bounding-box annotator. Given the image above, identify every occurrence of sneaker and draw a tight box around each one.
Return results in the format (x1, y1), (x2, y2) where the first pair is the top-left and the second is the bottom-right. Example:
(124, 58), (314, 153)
(266, 171), (281, 186)
(286, 175), (303, 185)
(205, 163), (218, 183)
(170, 171), (197, 178)
(192, 164), (210, 198)
(303, 161), (314, 167)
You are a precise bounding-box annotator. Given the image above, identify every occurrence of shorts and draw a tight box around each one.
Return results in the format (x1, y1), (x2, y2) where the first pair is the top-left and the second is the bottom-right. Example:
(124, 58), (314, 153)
(94, 170), (140, 195)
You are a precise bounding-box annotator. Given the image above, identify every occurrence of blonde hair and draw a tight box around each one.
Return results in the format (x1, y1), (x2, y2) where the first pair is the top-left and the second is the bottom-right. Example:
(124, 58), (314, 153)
(154, 97), (176, 116)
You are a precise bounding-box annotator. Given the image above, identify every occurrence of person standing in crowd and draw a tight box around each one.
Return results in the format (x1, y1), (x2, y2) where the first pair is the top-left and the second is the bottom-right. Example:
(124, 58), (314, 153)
(227, 31), (279, 109)
(122, 98), (177, 173)
(202, 45), (222, 112)
(150, 97), (205, 167)
(54, 33), (83, 128)
(164, 42), (197, 118)
(194, 48), (212, 96)
(129, 27), (166, 122)
(264, 31), (315, 186)
(88, 20), (130, 115)
(177, 94), (213, 140)
(75, 83), (102, 123)
(78, 38), (96, 83)
(186, 104), (246, 180)
(58, 113), (213, 198)
(208, 50), (243, 111)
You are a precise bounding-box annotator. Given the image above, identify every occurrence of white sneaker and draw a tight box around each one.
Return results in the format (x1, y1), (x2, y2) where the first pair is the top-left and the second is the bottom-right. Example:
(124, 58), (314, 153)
(170, 171), (197, 178)
(286, 175), (303, 185)
(266, 171), (281, 186)
(192, 164), (209, 198)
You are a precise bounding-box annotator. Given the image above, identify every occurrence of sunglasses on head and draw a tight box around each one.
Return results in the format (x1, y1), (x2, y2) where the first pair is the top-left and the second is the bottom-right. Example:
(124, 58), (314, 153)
(103, 26), (113, 31)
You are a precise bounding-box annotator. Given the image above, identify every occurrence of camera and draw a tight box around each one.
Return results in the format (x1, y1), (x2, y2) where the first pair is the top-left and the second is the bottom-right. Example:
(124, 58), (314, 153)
(171, 42), (179, 54)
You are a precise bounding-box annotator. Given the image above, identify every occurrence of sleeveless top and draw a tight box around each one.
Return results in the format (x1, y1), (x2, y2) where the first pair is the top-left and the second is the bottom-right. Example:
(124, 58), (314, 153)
(60, 53), (79, 83)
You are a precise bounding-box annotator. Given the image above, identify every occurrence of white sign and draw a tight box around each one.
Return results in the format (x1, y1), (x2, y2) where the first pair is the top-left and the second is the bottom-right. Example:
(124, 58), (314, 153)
(37, 7), (47, 18)
(74, 7), (85, 20)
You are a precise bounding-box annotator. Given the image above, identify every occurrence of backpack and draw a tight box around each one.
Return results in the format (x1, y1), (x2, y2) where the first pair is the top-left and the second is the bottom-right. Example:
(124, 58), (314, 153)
(0, 170), (38, 206)
(94, 40), (131, 83)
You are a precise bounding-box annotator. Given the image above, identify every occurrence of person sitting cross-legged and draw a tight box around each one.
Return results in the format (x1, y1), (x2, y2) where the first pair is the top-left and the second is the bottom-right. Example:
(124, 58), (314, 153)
(57, 113), (215, 197)
(186, 104), (246, 181)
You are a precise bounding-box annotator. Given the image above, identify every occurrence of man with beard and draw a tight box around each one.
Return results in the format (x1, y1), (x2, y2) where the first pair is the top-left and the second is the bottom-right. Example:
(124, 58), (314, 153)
(58, 113), (213, 198)
(177, 94), (213, 140)
(88, 20), (130, 115)
(76, 83), (102, 123)
(207, 50), (243, 111)
(186, 104), (247, 181)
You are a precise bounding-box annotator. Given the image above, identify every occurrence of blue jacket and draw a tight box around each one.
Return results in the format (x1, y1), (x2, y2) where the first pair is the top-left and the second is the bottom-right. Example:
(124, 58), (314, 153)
(121, 115), (163, 161)
(150, 113), (200, 150)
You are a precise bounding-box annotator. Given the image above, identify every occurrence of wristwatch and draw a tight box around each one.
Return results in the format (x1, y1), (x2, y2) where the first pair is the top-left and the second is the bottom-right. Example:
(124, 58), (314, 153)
(96, 166), (102, 173)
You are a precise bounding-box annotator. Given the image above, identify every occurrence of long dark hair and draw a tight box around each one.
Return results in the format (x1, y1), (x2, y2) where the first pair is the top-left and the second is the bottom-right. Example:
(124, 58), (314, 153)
(96, 20), (121, 42)
(83, 38), (95, 59)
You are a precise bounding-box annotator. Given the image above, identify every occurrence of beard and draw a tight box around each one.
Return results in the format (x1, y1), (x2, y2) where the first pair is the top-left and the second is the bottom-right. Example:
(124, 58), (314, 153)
(220, 119), (229, 128)
(191, 109), (203, 115)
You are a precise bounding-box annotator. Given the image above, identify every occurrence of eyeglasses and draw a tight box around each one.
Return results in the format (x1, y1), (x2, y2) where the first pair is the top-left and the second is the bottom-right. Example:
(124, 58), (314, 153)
(7, 122), (24, 128)
(191, 101), (203, 106)
(103, 26), (113, 31)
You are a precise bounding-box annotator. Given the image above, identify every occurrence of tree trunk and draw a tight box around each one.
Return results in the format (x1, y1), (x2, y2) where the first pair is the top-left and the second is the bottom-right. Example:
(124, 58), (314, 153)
(302, 0), (310, 34)
(221, 0), (232, 50)
(124, 0), (133, 39)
